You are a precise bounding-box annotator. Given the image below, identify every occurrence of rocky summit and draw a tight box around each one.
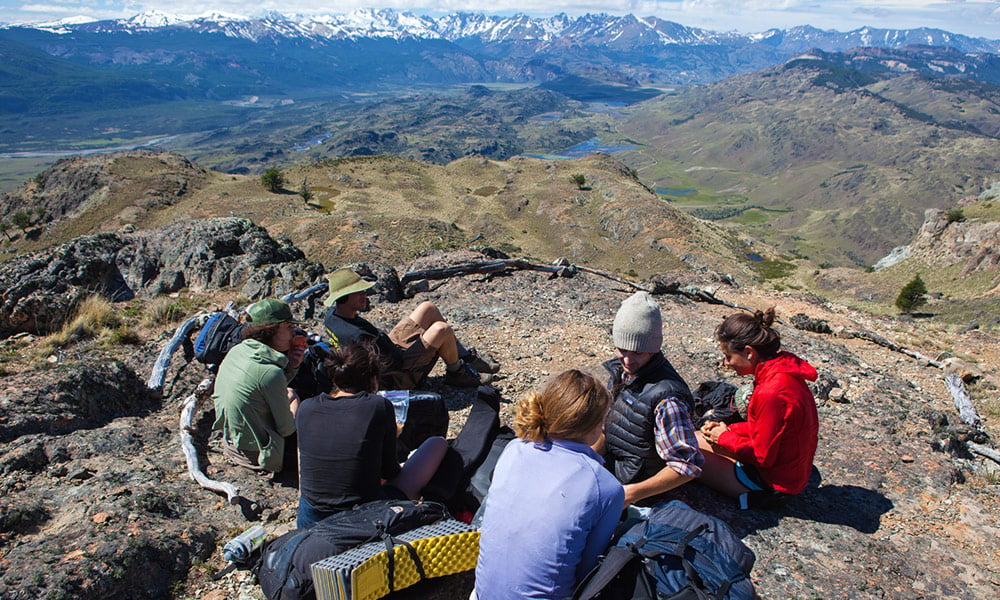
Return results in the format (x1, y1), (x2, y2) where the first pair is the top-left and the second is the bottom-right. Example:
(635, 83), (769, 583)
(0, 213), (998, 599)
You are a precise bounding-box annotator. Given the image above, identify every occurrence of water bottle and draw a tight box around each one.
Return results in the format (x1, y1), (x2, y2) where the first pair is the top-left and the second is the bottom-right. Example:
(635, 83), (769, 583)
(378, 390), (410, 426)
(222, 524), (267, 563)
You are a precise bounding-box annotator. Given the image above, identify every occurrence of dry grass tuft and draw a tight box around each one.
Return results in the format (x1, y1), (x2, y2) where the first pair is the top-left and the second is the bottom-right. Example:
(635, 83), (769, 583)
(142, 296), (189, 327)
(47, 296), (119, 347)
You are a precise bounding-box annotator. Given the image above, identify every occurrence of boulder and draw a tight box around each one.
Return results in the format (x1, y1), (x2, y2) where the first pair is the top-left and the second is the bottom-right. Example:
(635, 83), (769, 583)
(0, 218), (325, 335)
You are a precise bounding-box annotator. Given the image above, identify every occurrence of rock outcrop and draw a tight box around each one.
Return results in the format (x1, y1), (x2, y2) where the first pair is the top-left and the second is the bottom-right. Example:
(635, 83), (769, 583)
(878, 207), (1000, 274)
(0, 218), (325, 335)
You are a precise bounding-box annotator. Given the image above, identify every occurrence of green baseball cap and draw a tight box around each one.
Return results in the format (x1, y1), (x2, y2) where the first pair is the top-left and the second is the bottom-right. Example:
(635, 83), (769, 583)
(246, 298), (301, 326)
(324, 268), (375, 307)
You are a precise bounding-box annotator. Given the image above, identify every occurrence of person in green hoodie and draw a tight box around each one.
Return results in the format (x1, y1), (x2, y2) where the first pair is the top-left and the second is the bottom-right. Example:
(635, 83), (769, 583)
(213, 298), (306, 473)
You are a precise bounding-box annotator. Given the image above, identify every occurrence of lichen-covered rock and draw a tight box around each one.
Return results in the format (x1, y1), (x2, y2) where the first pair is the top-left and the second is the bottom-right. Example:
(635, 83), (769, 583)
(0, 360), (153, 444)
(0, 218), (324, 335)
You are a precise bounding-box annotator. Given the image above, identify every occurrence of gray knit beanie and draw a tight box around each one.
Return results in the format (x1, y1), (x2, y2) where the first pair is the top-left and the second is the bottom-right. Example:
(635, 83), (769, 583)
(612, 292), (663, 353)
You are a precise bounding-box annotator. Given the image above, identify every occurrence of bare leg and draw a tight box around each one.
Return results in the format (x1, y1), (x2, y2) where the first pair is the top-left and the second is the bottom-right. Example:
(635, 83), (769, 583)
(409, 301), (461, 366)
(421, 321), (460, 365)
(390, 436), (449, 499)
(696, 432), (751, 498)
(409, 301), (445, 329)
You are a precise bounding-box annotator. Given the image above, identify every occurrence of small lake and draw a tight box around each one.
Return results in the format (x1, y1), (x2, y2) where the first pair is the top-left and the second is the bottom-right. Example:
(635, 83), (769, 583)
(656, 187), (697, 196)
(745, 253), (765, 262)
(522, 137), (636, 160)
(293, 133), (333, 152)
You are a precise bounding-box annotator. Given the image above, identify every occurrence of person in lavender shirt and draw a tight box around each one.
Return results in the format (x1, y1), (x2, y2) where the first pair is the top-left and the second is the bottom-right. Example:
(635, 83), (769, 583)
(474, 370), (625, 600)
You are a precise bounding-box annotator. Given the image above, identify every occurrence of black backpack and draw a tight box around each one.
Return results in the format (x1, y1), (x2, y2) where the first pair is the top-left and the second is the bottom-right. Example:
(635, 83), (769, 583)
(254, 499), (447, 600)
(574, 500), (756, 600)
(690, 382), (742, 429)
(193, 312), (245, 368)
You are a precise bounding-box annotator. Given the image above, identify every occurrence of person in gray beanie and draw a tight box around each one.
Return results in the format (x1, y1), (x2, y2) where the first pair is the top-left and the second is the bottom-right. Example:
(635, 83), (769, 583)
(600, 291), (703, 505)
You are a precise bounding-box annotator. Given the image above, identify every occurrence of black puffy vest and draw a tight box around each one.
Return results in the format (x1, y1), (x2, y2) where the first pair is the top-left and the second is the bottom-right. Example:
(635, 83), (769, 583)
(603, 353), (693, 484)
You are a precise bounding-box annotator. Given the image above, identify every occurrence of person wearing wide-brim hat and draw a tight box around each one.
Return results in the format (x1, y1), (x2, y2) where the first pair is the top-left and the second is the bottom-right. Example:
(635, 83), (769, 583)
(213, 298), (307, 473)
(322, 268), (499, 389)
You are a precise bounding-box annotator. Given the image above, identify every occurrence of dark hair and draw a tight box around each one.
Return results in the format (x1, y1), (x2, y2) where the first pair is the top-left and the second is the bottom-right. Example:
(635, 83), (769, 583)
(514, 370), (611, 443)
(323, 342), (382, 394)
(715, 307), (781, 361)
(243, 323), (283, 347)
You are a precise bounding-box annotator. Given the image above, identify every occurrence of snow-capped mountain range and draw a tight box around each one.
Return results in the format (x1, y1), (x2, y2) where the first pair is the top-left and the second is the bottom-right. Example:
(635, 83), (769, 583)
(14, 9), (999, 53)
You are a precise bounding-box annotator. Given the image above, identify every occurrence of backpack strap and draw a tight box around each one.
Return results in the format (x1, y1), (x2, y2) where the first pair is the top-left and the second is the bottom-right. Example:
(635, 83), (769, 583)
(573, 545), (641, 600)
(637, 524), (731, 600)
(381, 533), (426, 592)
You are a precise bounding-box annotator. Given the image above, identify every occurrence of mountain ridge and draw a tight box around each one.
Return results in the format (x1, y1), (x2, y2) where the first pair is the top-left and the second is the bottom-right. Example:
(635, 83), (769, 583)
(13, 10), (999, 53)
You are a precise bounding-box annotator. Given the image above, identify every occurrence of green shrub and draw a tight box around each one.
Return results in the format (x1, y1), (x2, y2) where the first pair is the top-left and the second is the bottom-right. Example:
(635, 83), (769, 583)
(945, 207), (965, 224)
(895, 274), (928, 313)
(261, 167), (285, 193)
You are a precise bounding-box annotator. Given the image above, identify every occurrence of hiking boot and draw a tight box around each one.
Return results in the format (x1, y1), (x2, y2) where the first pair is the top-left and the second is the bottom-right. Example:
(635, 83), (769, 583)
(463, 347), (500, 374)
(445, 362), (491, 387)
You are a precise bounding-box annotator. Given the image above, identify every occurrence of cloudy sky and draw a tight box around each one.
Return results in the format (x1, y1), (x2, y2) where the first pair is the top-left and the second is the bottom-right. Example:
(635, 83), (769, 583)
(3, 1), (1000, 39)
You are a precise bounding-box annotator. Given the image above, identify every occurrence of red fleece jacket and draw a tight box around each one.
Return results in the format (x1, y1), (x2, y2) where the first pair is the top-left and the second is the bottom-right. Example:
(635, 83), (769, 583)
(717, 351), (819, 494)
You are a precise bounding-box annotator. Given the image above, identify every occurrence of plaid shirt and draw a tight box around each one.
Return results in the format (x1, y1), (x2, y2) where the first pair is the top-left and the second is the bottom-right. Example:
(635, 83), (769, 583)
(653, 396), (704, 478)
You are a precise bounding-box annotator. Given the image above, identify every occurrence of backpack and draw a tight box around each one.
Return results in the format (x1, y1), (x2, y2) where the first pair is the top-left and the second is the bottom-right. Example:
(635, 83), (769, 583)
(690, 382), (742, 429)
(255, 499), (447, 600)
(574, 500), (756, 600)
(193, 312), (245, 367)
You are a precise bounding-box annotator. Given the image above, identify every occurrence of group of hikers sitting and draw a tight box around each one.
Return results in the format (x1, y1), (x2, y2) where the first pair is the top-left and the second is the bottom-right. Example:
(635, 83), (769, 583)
(211, 268), (819, 599)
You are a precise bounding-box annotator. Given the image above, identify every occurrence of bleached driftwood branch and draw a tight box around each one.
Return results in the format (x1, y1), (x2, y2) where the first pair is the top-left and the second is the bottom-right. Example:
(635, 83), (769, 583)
(147, 314), (207, 391)
(945, 372), (982, 429)
(281, 282), (329, 303)
(400, 257), (745, 308)
(967, 441), (1000, 465)
(180, 378), (240, 504)
(842, 328), (944, 368)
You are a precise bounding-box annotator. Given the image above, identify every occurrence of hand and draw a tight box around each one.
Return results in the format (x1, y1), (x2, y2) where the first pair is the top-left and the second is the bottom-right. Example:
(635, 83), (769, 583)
(286, 344), (306, 370)
(700, 420), (728, 444)
(622, 484), (640, 507)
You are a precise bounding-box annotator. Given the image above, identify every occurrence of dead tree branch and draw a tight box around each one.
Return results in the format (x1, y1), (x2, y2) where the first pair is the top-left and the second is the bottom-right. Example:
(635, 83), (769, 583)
(967, 441), (1000, 465)
(841, 328), (944, 368)
(945, 372), (983, 429)
(399, 258), (745, 308)
(180, 378), (240, 504)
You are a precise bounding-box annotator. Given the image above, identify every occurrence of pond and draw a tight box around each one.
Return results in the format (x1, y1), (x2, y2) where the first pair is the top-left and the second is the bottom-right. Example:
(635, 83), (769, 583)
(656, 187), (697, 196)
(522, 137), (636, 160)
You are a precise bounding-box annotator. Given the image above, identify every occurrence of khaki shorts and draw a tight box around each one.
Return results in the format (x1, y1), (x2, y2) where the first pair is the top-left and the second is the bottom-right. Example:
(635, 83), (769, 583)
(385, 316), (439, 389)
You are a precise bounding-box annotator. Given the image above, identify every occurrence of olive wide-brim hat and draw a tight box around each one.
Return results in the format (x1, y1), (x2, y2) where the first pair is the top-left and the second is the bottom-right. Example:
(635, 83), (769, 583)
(324, 268), (375, 307)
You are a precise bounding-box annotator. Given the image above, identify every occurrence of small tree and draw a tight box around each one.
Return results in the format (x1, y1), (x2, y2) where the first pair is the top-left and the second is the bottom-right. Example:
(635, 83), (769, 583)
(945, 207), (965, 224)
(895, 274), (928, 314)
(298, 177), (313, 203)
(10, 211), (31, 233)
(0, 220), (11, 241)
(570, 173), (586, 189)
(260, 167), (285, 193)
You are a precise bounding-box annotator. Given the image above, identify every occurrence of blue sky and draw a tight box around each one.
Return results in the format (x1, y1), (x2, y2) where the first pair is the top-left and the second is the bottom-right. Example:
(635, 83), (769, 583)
(3, 1), (1000, 39)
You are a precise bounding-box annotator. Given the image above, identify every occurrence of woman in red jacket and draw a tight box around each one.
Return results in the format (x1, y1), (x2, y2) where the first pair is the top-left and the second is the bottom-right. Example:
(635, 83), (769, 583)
(698, 307), (818, 508)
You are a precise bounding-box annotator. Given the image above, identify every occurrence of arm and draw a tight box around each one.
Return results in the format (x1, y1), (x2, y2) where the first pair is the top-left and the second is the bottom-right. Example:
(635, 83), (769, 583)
(578, 477), (626, 578)
(623, 397), (703, 505)
(262, 367), (296, 437)
(718, 378), (791, 468)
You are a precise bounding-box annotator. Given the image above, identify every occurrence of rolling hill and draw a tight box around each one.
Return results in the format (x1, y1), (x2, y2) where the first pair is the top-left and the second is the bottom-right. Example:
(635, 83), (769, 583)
(615, 48), (1000, 267)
